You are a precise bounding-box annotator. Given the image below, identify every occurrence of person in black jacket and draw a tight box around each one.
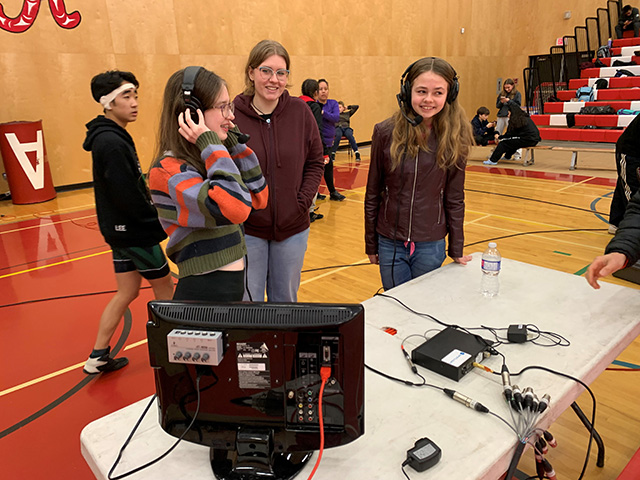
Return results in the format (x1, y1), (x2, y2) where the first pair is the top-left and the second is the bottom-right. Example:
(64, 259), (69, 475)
(300, 78), (325, 221)
(483, 103), (540, 165)
(615, 5), (640, 39)
(471, 106), (497, 146)
(587, 188), (640, 288)
(82, 70), (174, 374)
(608, 113), (640, 233)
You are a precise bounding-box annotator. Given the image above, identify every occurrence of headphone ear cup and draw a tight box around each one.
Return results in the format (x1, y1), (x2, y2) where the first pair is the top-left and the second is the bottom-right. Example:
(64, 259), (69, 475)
(400, 82), (411, 106)
(447, 78), (460, 104)
(184, 96), (204, 123)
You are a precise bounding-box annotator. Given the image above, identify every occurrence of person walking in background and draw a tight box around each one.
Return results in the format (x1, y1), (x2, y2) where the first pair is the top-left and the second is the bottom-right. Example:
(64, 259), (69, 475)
(483, 103), (540, 165)
(318, 78), (346, 201)
(365, 57), (474, 291)
(608, 107), (640, 234)
(149, 66), (268, 302)
(233, 40), (324, 302)
(471, 106), (497, 146)
(615, 4), (640, 39)
(496, 78), (521, 136)
(82, 70), (174, 375)
(332, 101), (362, 162)
(299, 78), (326, 223)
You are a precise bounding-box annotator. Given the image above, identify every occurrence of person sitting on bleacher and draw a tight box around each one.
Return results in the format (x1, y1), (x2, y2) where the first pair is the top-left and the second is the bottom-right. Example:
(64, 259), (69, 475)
(615, 4), (640, 39)
(332, 101), (361, 162)
(471, 106), (496, 146)
(483, 104), (540, 165)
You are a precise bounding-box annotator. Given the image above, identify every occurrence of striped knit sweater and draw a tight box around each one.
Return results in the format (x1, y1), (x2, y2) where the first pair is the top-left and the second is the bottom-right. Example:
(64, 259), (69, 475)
(149, 131), (268, 278)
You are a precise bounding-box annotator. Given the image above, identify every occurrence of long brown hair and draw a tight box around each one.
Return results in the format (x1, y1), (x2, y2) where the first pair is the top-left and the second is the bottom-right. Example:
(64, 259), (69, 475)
(153, 67), (226, 177)
(501, 78), (518, 100)
(390, 57), (473, 171)
(243, 39), (291, 95)
(505, 103), (530, 131)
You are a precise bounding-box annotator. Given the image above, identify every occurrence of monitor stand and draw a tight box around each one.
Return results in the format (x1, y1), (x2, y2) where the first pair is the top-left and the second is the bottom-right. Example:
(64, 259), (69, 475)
(210, 428), (314, 480)
(613, 259), (640, 285)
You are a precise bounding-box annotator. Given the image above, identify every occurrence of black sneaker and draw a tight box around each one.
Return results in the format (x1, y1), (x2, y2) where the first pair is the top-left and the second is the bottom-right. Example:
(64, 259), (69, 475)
(317, 193), (327, 200)
(310, 212), (324, 222)
(330, 191), (346, 201)
(355, 152), (361, 162)
(83, 350), (129, 374)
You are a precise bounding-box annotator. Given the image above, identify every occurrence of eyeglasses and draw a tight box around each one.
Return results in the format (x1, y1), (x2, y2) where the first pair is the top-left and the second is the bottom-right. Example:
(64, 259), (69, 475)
(257, 66), (290, 81)
(213, 102), (235, 118)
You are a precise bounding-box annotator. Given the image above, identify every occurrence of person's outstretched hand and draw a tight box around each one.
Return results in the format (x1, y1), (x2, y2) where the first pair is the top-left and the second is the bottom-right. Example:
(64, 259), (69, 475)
(585, 252), (627, 289)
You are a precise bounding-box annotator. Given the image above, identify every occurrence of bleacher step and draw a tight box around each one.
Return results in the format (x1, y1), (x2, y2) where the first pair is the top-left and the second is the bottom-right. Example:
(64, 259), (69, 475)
(581, 64), (640, 78)
(544, 100), (640, 113)
(532, 114), (636, 128)
(538, 127), (623, 142)
(569, 77), (640, 89)
(557, 88), (640, 101)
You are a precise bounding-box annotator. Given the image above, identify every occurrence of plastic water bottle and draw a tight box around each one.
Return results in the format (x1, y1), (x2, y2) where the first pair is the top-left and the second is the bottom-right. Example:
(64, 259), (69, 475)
(481, 242), (501, 297)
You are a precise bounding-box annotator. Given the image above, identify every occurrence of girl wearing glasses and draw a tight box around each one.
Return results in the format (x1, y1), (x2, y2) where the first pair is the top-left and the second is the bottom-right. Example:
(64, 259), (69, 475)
(233, 39), (325, 302)
(148, 67), (268, 301)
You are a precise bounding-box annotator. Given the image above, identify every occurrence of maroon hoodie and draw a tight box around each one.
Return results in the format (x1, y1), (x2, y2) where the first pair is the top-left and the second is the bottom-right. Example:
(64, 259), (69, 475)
(233, 90), (324, 241)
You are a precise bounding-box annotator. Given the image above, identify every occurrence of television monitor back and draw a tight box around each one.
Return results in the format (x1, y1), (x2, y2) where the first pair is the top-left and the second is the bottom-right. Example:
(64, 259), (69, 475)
(146, 301), (365, 480)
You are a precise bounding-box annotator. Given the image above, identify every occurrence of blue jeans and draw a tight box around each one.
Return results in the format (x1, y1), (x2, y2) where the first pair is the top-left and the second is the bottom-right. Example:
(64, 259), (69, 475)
(243, 229), (310, 302)
(377, 235), (446, 290)
(332, 127), (359, 153)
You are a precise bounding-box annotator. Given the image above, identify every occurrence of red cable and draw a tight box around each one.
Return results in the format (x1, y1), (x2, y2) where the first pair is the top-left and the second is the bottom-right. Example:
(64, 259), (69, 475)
(307, 366), (332, 480)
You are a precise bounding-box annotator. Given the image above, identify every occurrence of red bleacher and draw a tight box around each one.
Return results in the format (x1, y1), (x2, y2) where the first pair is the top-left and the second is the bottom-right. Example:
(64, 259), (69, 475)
(532, 36), (640, 143)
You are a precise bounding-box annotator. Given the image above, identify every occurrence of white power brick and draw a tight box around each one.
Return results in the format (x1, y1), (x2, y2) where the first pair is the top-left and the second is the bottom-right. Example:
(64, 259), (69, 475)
(167, 329), (224, 366)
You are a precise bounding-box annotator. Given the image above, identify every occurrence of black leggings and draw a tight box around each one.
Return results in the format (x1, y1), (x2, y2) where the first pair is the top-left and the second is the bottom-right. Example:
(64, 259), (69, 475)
(173, 270), (244, 302)
(489, 139), (537, 162)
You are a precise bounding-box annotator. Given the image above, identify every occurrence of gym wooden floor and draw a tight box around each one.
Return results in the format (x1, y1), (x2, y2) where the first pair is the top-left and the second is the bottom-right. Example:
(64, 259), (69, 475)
(1, 146), (638, 479)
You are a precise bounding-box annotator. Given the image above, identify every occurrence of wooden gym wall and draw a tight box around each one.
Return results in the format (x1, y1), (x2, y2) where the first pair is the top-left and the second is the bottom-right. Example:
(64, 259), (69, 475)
(0, 0), (605, 191)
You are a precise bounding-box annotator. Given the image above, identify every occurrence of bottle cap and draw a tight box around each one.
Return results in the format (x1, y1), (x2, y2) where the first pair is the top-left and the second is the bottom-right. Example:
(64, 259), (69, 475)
(488, 242), (497, 248)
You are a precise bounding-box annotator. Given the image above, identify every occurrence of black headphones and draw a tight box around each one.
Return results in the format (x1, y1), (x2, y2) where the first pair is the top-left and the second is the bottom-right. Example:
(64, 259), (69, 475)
(182, 66), (204, 123)
(181, 65), (250, 144)
(396, 57), (460, 126)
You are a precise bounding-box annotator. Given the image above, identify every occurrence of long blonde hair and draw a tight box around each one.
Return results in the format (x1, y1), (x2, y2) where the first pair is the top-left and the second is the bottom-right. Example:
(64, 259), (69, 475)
(390, 57), (473, 171)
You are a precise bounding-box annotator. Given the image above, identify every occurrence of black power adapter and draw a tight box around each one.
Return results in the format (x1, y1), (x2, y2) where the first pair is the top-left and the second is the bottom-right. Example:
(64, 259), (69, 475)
(507, 324), (528, 343)
(403, 437), (442, 472)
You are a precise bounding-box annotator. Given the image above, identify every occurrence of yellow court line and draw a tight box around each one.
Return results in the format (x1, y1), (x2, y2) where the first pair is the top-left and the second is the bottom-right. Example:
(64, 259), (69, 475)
(0, 340), (148, 398)
(555, 177), (596, 193)
(300, 258), (370, 285)
(0, 213), (97, 235)
(466, 214), (492, 225)
(0, 250), (111, 279)
(465, 208), (607, 232)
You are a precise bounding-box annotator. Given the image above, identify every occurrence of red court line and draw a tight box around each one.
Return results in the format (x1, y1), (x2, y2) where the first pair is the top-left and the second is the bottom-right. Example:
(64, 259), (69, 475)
(467, 165), (616, 187)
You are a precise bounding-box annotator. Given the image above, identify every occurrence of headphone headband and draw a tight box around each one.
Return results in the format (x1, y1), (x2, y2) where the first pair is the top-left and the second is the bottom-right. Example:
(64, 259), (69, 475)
(182, 66), (205, 122)
(398, 57), (459, 107)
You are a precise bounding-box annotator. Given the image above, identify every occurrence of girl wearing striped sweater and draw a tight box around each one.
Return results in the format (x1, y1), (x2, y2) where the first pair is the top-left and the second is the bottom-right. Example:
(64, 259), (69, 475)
(149, 67), (268, 301)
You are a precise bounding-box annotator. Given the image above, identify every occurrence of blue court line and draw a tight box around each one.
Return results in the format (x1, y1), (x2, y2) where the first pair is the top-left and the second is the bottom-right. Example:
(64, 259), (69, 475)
(590, 191), (614, 224)
(612, 359), (640, 369)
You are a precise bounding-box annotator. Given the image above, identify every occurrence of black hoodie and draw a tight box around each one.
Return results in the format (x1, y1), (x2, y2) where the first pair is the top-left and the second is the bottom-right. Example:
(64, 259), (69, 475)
(83, 116), (166, 248)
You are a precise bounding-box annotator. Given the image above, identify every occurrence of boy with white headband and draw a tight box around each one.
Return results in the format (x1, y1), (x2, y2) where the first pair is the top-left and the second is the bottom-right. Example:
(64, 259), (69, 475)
(82, 70), (174, 374)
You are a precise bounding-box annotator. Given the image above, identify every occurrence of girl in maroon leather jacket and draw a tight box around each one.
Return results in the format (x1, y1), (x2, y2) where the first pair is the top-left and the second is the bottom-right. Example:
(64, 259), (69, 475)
(364, 57), (474, 290)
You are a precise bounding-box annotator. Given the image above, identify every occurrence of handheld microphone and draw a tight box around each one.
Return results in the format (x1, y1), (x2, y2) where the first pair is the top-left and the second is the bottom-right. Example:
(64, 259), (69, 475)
(227, 128), (250, 144)
(396, 94), (422, 127)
